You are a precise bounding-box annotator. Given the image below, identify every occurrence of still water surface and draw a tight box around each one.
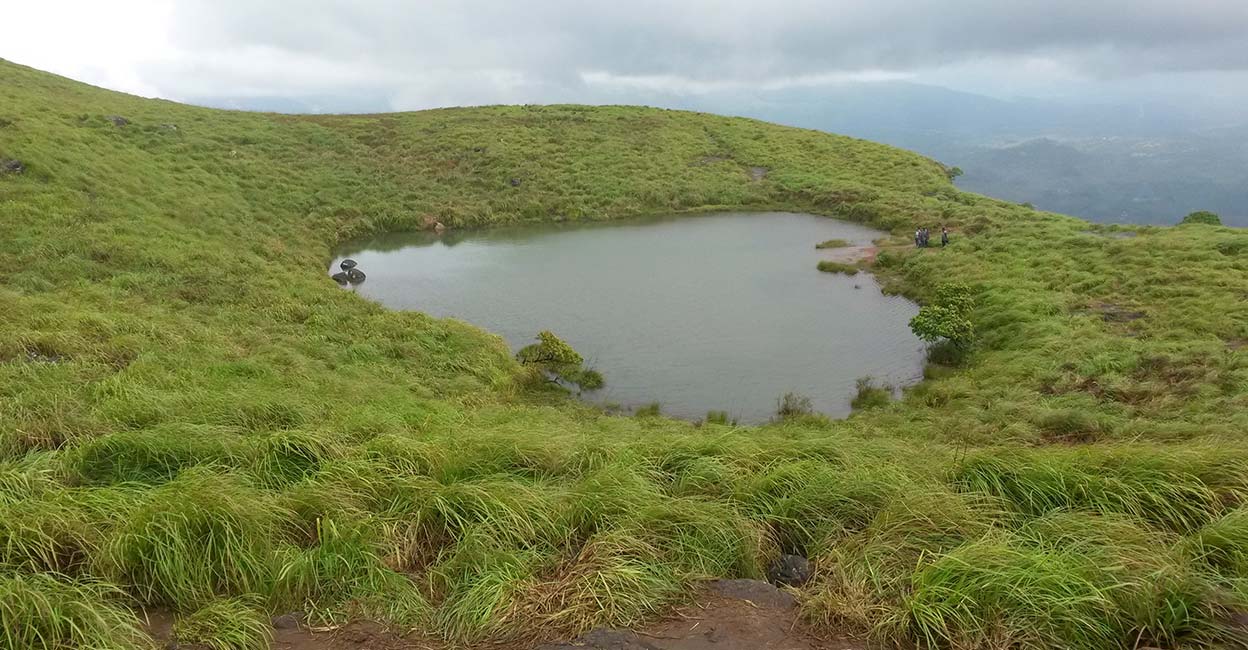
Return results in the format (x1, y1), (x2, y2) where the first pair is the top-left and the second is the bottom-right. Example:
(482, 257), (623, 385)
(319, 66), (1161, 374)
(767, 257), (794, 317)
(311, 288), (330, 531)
(333, 212), (925, 423)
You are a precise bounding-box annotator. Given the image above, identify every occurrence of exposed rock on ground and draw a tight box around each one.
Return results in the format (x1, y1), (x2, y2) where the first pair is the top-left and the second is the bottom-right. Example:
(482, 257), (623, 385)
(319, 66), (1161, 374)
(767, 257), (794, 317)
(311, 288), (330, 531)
(766, 554), (814, 587)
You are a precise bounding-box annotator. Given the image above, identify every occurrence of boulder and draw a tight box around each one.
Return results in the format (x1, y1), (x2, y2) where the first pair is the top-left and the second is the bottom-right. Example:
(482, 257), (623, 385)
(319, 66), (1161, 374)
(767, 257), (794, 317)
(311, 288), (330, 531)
(766, 554), (813, 587)
(433, 221), (446, 233)
(106, 115), (129, 127)
(159, 123), (178, 131)
(509, 177), (522, 187)
(339, 258), (358, 270)
(345, 268), (366, 283)
(1, 159), (22, 174)
(330, 271), (350, 284)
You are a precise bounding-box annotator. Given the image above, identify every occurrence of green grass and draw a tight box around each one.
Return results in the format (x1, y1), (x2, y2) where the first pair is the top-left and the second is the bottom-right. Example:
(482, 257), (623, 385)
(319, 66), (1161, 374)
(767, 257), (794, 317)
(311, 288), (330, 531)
(815, 238), (851, 249)
(1, 58), (1247, 648)
(817, 260), (860, 274)
(173, 597), (271, 650)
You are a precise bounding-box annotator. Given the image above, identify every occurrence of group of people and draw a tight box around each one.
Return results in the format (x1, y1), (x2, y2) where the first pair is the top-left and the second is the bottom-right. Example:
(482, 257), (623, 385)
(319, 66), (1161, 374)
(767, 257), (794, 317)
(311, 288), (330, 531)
(915, 225), (949, 248)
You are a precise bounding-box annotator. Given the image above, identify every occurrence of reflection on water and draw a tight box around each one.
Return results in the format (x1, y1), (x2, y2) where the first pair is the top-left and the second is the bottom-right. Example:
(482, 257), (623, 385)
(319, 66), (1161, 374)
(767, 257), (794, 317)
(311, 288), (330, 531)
(332, 212), (925, 423)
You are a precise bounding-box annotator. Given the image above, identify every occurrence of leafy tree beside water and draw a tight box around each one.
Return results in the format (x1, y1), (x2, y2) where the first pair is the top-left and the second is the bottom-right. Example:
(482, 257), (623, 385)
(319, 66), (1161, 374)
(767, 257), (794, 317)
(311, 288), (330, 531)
(517, 330), (604, 390)
(909, 282), (975, 348)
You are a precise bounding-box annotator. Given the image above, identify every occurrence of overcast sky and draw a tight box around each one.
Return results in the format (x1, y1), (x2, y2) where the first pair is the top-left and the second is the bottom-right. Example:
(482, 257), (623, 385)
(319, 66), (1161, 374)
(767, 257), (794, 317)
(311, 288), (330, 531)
(4, 0), (1248, 113)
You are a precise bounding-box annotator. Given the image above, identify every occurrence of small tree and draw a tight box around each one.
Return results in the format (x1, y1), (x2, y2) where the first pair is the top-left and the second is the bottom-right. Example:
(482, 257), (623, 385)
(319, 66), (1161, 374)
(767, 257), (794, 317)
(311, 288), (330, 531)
(1180, 210), (1222, 226)
(516, 330), (603, 391)
(910, 283), (975, 349)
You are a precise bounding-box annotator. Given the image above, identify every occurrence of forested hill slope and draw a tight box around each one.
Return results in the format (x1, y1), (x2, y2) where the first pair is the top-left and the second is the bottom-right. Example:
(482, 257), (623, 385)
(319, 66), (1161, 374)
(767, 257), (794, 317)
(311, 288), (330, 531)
(2, 58), (1247, 650)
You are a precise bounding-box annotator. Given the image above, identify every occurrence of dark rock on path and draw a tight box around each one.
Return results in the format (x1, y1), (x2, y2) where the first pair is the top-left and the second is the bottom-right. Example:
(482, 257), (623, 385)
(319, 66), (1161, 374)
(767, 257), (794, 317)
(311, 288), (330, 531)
(767, 554), (813, 587)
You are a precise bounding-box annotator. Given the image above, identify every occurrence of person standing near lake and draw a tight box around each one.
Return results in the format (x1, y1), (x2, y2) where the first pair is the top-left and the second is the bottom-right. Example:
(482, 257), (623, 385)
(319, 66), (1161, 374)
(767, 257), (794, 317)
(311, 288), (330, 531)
(941, 226), (949, 247)
(915, 228), (922, 248)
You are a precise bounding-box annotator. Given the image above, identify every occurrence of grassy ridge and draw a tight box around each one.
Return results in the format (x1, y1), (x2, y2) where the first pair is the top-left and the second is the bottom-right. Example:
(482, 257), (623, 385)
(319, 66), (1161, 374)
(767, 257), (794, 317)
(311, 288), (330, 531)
(1, 58), (1247, 649)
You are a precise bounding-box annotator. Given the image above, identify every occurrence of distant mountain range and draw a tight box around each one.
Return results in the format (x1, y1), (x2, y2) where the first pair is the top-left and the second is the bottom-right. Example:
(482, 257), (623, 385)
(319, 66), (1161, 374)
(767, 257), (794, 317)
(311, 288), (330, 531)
(666, 82), (1248, 227)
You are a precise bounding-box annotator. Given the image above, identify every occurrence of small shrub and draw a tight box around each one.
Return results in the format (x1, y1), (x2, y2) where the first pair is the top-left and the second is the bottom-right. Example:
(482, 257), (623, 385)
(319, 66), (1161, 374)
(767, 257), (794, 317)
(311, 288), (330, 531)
(851, 377), (892, 410)
(776, 392), (813, 419)
(704, 410), (733, 426)
(516, 331), (604, 392)
(817, 260), (858, 275)
(815, 239), (851, 249)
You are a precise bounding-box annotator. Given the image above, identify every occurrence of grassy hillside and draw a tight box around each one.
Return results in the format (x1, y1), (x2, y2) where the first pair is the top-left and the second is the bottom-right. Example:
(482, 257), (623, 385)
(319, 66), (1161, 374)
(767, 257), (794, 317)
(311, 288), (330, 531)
(1, 58), (1247, 650)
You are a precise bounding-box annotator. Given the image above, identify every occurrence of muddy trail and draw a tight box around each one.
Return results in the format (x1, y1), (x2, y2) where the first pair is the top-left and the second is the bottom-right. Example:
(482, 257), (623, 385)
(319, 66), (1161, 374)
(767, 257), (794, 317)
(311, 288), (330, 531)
(149, 580), (867, 650)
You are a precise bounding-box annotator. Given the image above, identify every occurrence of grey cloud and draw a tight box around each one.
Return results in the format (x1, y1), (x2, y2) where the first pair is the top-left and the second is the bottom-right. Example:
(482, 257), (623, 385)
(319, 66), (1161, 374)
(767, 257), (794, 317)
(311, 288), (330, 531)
(137, 0), (1248, 110)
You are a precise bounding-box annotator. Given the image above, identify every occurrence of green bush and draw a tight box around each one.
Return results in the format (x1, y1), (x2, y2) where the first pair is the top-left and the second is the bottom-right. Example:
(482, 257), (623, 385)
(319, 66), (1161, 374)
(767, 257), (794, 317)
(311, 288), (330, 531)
(1180, 211), (1222, 226)
(817, 260), (859, 274)
(516, 331), (604, 391)
(910, 283), (975, 347)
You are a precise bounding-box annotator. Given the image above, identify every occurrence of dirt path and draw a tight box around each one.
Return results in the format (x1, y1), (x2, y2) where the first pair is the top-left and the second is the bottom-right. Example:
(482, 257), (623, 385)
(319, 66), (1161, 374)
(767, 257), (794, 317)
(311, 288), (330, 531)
(538, 580), (866, 650)
(151, 580), (865, 650)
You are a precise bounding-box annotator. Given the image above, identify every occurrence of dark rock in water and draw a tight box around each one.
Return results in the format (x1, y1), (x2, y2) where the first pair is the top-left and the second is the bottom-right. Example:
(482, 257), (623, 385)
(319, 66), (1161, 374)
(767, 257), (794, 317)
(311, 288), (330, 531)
(345, 268), (366, 283)
(709, 579), (796, 608)
(1, 159), (22, 174)
(766, 554), (813, 587)
(106, 115), (130, 127)
(331, 271), (350, 284)
(271, 612), (302, 629)
(509, 177), (522, 187)
(339, 258), (358, 270)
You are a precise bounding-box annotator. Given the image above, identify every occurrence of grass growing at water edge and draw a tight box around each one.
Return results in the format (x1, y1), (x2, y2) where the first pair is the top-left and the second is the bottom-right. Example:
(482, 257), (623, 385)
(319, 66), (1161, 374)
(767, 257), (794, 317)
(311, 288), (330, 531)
(817, 260), (859, 275)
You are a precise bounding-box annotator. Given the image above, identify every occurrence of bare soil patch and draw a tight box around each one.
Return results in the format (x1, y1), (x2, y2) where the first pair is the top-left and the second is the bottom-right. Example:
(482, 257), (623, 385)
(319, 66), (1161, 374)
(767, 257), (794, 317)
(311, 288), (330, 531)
(144, 581), (866, 650)
(820, 245), (878, 265)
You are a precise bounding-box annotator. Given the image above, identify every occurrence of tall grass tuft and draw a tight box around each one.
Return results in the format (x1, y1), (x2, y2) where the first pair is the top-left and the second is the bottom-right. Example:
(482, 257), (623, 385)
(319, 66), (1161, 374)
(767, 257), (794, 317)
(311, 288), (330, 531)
(0, 572), (150, 650)
(173, 597), (272, 650)
(99, 469), (289, 608)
